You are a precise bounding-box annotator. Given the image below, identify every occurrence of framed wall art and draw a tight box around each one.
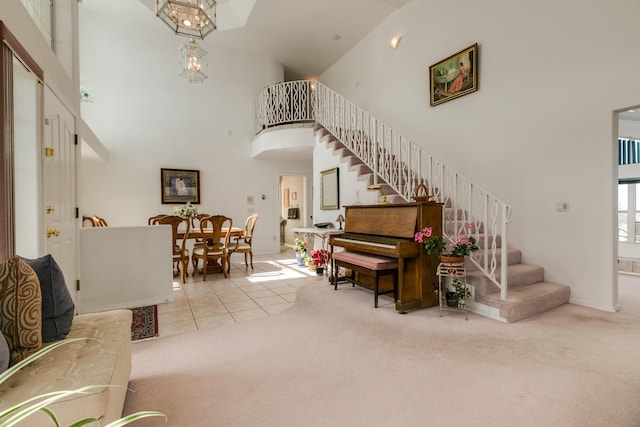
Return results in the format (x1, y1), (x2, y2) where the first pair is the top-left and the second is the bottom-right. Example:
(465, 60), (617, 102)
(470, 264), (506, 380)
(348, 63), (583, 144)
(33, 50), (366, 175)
(161, 168), (200, 204)
(320, 167), (340, 210)
(429, 43), (478, 106)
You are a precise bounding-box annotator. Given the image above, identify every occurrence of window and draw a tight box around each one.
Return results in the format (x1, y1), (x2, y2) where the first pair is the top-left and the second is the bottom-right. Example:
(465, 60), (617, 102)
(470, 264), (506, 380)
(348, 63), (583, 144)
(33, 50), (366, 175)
(618, 181), (640, 243)
(20, 0), (53, 48)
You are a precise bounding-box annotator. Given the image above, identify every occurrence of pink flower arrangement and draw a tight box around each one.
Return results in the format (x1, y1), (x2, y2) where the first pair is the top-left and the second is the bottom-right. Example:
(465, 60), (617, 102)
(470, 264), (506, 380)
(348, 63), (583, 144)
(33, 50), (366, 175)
(414, 224), (479, 257)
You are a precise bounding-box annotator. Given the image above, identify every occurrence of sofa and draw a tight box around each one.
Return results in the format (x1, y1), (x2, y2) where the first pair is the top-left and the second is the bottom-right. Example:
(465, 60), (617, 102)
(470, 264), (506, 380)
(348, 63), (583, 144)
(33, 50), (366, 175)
(0, 256), (132, 426)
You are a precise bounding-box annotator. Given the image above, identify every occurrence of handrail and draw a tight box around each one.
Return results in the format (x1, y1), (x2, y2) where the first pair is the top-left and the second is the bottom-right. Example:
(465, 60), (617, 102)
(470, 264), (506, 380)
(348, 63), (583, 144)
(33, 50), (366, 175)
(255, 81), (512, 297)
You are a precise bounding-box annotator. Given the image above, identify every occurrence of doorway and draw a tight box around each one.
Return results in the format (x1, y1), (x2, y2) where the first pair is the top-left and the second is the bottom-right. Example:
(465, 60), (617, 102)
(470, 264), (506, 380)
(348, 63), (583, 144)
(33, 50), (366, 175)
(615, 106), (640, 310)
(280, 175), (306, 251)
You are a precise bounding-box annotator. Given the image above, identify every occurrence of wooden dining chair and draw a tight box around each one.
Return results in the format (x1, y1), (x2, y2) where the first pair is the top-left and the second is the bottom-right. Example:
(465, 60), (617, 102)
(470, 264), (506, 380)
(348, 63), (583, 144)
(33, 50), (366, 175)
(191, 215), (232, 280)
(148, 214), (169, 225)
(151, 215), (190, 283)
(82, 215), (108, 227)
(228, 213), (258, 271)
(190, 213), (210, 251)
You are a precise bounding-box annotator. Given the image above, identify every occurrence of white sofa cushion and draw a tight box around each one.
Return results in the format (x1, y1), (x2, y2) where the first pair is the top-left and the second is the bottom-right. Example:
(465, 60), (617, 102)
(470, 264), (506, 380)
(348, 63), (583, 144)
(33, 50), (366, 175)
(0, 309), (132, 426)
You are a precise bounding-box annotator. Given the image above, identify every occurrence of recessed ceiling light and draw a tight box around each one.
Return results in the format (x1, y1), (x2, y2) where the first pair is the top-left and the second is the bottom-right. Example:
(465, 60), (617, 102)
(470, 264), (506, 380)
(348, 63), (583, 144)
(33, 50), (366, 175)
(628, 109), (636, 113)
(331, 34), (341, 40)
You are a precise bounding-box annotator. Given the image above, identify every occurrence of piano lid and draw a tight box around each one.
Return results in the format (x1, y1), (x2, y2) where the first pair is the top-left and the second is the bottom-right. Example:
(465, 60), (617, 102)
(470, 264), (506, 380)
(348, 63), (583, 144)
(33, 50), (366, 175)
(344, 204), (418, 239)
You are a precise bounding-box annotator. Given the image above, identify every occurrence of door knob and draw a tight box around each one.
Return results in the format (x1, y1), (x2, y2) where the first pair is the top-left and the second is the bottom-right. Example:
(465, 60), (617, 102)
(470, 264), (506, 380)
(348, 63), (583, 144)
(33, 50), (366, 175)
(46, 228), (60, 238)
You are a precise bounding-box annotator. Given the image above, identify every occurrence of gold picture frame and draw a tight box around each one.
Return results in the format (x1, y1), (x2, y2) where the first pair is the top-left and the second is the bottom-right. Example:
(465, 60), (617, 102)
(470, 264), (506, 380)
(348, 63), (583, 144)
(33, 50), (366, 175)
(320, 168), (340, 210)
(429, 43), (478, 106)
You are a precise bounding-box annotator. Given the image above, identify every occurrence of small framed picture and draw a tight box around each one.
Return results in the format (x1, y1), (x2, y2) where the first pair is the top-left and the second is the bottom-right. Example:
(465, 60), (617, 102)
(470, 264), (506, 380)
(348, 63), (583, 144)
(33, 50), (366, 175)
(161, 168), (200, 204)
(429, 43), (478, 106)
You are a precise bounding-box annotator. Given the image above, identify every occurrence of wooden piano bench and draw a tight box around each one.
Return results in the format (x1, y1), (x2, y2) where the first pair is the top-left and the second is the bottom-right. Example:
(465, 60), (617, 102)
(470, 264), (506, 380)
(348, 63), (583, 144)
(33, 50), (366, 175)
(332, 251), (398, 308)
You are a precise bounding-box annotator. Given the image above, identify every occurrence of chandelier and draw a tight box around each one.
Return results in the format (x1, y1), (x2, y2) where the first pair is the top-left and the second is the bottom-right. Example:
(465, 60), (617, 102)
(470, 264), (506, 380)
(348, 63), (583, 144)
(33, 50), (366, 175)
(156, 0), (217, 39)
(179, 39), (208, 83)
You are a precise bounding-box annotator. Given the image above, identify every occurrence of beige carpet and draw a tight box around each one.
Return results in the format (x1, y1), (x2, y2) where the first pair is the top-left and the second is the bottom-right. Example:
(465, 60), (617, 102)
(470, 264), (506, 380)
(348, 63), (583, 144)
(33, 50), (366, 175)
(123, 276), (640, 426)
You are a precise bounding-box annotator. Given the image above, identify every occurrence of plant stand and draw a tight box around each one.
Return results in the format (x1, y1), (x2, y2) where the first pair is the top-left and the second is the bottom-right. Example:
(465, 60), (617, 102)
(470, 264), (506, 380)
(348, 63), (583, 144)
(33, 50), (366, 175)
(437, 260), (469, 320)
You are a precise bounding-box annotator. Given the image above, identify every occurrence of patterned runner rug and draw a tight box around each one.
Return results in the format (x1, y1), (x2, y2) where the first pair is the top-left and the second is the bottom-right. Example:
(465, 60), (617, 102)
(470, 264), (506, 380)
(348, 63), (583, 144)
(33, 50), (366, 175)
(130, 305), (158, 341)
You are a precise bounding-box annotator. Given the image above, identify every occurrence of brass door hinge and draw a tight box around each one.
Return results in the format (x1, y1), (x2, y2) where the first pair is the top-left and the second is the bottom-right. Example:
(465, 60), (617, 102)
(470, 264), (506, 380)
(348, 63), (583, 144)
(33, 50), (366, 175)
(76, 279), (80, 291)
(45, 147), (55, 157)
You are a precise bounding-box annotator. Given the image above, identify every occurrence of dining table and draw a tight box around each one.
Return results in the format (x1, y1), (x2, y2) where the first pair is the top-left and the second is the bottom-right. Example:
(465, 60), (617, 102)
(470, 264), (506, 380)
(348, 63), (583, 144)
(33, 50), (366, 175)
(178, 226), (244, 240)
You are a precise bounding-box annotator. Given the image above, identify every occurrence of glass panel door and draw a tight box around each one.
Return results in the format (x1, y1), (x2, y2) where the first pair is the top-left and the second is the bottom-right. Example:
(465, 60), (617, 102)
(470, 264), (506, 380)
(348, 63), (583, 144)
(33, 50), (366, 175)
(13, 56), (41, 258)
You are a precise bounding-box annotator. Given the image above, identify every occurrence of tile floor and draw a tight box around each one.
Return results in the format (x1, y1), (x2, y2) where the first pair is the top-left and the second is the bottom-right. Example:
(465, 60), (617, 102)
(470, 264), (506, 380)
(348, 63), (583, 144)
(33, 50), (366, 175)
(157, 251), (327, 338)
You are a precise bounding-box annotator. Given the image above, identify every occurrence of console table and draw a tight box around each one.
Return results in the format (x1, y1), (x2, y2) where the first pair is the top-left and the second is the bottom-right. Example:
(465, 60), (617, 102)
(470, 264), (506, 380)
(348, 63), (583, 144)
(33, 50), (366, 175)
(291, 227), (343, 251)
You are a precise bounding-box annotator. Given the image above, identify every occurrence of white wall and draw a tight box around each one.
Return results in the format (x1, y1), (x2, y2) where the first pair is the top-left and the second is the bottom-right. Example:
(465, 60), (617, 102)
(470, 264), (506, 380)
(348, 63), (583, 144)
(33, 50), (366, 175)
(320, 0), (640, 311)
(312, 137), (378, 227)
(77, 3), (309, 255)
(79, 226), (174, 313)
(619, 119), (640, 140)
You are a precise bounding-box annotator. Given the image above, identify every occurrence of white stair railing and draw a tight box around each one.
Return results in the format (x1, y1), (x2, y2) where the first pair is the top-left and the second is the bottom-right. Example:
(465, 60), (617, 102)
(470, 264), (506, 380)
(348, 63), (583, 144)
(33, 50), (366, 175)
(255, 81), (512, 298)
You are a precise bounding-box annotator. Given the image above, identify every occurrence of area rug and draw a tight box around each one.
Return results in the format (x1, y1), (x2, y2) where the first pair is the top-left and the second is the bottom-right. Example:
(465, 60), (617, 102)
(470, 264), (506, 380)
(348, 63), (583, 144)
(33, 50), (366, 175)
(130, 305), (158, 341)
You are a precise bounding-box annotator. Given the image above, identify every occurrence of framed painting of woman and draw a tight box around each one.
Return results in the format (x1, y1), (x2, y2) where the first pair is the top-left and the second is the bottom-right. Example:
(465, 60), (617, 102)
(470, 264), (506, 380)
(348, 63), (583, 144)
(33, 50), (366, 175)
(161, 168), (201, 204)
(429, 43), (478, 106)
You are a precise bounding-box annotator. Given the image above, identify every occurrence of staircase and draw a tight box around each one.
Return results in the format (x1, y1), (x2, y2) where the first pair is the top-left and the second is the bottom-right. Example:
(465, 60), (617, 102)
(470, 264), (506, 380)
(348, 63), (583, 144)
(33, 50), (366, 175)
(255, 80), (570, 323)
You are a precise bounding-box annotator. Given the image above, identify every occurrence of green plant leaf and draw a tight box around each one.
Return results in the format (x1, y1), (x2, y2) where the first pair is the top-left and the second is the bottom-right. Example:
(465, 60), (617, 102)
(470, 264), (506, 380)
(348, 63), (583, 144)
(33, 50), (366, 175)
(0, 337), (165, 426)
(0, 386), (102, 426)
(104, 411), (167, 427)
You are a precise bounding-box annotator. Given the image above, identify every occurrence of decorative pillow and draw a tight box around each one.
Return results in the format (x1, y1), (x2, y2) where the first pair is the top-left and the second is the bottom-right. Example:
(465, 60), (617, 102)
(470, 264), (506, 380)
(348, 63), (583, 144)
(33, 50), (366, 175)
(22, 254), (75, 342)
(0, 332), (9, 373)
(0, 256), (42, 366)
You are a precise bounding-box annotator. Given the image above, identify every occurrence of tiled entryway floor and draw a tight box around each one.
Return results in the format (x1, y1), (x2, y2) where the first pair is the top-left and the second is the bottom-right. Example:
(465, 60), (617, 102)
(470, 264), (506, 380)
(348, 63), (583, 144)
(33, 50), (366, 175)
(157, 251), (326, 338)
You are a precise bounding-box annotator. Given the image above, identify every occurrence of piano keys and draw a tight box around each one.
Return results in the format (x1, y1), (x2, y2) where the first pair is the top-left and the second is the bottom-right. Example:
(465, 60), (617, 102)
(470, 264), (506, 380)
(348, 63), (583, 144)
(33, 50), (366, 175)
(329, 202), (443, 313)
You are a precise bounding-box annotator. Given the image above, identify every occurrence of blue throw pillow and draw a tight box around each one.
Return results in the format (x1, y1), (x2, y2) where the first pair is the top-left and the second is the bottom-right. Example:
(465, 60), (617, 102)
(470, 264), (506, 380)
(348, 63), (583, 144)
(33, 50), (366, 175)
(22, 255), (75, 342)
(0, 333), (9, 373)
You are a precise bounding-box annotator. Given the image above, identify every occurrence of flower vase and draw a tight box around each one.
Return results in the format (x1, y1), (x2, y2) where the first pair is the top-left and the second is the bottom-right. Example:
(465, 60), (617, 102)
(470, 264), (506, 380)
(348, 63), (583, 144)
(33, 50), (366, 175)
(295, 251), (305, 266)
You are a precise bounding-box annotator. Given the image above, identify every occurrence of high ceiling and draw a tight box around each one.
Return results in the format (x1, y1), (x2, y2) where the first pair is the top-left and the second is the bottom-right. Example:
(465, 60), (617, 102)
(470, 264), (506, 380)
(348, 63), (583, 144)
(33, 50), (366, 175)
(82, 0), (410, 80)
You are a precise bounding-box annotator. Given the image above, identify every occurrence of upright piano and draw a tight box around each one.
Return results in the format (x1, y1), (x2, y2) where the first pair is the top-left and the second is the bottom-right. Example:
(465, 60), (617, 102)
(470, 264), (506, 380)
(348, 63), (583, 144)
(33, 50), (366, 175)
(329, 202), (442, 313)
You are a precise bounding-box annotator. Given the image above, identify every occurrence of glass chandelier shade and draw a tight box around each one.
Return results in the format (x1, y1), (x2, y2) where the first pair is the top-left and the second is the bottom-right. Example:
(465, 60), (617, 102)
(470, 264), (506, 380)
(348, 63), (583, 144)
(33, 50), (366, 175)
(179, 39), (208, 83)
(156, 0), (217, 39)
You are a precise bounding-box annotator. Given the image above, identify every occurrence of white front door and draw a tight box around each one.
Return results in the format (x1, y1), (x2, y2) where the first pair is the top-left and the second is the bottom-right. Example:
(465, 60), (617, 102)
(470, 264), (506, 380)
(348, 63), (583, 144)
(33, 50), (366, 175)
(43, 87), (77, 302)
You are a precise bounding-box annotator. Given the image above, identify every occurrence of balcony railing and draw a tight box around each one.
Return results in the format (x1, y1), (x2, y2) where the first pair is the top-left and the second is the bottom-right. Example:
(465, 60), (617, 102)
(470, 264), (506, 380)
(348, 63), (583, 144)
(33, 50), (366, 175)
(255, 80), (512, 298)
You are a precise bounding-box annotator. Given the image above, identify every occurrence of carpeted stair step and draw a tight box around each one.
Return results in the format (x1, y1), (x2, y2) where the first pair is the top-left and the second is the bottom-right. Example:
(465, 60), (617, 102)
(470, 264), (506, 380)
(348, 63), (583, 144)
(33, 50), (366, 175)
(478, 282), (571, 323)
(467, 263), (544, 300)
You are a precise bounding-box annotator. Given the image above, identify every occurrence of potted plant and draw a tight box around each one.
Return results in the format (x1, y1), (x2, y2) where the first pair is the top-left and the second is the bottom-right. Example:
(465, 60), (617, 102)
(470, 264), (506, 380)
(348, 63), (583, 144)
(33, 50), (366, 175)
(310, 249), (331, 275)
(452, 278), (471, 308)
(445, 290), (459, 308)
(294, 238), (308, 266)
(414, 224), (479, 263)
